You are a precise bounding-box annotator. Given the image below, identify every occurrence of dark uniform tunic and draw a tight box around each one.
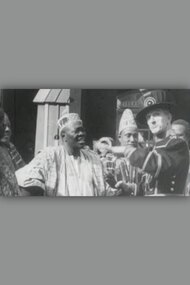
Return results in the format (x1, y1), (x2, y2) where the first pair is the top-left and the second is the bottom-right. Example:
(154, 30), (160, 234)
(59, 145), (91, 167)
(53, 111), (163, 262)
(126, 136), (189, 196)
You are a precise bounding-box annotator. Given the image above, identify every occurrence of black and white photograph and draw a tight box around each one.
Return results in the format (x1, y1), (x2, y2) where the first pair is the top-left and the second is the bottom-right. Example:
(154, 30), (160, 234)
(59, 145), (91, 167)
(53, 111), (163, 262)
(1, 89), (190, 197)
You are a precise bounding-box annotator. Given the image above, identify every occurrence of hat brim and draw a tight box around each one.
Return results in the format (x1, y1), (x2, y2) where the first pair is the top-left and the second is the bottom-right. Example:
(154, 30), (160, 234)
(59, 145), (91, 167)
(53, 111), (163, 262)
(136, 103), (175, 126)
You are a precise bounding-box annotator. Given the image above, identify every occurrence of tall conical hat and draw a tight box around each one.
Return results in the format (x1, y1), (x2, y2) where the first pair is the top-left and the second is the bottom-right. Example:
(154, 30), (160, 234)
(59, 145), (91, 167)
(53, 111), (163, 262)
(119, 109), (138, 135)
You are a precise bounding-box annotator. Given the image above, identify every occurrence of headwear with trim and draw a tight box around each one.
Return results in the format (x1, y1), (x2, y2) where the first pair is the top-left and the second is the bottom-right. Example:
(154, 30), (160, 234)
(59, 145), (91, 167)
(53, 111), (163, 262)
(57, 113), (82, 133)
(119, 109), (137, 135)
(136, 90), (175, 125)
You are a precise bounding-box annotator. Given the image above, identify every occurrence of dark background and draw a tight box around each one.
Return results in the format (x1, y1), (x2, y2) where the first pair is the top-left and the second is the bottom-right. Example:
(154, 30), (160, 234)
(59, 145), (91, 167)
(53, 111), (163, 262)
(3, 89), (37, 162)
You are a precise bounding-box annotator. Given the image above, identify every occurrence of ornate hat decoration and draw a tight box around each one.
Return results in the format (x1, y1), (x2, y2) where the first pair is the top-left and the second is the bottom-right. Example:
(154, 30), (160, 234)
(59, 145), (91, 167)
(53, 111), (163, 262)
(119, 109), (138, 135)
(57, 112), (82, 132)
(136, 90), (175, 125)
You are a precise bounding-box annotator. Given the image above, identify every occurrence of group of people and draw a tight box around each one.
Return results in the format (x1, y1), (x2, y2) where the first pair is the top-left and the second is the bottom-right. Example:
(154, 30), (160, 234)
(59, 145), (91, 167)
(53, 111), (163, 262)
(1, 89), (190, 197)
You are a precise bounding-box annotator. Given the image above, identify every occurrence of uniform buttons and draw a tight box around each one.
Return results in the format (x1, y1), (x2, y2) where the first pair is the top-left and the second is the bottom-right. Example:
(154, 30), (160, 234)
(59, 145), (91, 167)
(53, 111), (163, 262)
(170, 188), (174, 192)
(171, 181), (175, 185)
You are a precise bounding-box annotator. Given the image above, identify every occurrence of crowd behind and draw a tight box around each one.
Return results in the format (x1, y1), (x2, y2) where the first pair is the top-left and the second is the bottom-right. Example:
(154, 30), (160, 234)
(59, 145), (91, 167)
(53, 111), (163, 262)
(0, 90), (190, 197)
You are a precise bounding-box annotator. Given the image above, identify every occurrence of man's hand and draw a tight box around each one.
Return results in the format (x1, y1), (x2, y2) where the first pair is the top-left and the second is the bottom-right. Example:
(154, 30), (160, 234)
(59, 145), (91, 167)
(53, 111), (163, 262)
(20, 186), (44, 196)
(115, 181), (136, 196)
(105, 172), (116, 188)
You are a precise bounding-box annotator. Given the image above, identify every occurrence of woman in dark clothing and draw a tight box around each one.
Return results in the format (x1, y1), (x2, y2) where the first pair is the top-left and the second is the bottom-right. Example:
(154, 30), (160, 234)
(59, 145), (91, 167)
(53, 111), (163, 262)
(0, 108), (20, 196)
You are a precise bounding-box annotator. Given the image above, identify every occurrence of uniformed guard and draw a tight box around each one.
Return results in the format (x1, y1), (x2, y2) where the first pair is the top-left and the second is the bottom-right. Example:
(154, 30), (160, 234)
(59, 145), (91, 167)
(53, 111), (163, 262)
(124, 90), (190, 196)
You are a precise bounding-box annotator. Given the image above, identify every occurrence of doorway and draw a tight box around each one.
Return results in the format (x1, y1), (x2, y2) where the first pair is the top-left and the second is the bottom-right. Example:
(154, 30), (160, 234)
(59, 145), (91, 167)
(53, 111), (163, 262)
(2, 89), (38, 163)
(81, 90), (117, 147)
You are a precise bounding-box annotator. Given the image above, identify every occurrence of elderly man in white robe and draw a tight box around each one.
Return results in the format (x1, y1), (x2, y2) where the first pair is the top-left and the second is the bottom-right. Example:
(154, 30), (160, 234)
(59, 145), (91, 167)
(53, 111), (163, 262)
(16, 113), (120, 196)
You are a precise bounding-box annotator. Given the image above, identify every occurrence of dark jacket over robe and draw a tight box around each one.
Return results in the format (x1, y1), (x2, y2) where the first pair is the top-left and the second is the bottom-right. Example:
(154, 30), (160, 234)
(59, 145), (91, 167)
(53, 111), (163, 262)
(127, 136), (189, 195)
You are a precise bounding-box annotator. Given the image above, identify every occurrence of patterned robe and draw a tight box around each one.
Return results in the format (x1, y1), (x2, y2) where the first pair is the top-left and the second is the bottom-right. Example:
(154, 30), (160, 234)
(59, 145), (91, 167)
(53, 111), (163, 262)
(101, 152), (142, 196)
(16, 146), (111, 196)
(1, 142), (25, 171)
(0, 145), (20, 196)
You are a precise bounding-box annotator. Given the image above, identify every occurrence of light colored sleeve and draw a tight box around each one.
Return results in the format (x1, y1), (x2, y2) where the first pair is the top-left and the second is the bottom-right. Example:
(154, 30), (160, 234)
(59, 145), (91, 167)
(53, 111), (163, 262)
(15, 149), (52, 191)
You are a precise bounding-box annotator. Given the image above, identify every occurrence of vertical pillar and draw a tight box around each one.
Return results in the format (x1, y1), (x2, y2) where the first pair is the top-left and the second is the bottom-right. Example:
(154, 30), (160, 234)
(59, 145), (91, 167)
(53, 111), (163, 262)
(43, 104), (49, 148)
(35, 104), (45, 155)
(34, 89), (82, 155)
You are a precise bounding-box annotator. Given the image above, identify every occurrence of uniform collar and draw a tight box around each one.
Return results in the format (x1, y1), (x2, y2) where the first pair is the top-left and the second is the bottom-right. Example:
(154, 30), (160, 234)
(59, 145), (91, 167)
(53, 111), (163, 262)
(154, 136), (171, 147)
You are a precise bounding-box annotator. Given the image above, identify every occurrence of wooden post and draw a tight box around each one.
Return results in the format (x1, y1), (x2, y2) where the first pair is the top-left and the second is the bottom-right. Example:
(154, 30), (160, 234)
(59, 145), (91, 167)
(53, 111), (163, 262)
(43, 103), (49, 149)
(34, 89), (82, 155)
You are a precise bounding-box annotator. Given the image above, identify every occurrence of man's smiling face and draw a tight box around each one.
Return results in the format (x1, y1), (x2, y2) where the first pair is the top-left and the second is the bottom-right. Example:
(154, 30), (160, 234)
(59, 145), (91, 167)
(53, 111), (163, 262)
(146, 109), (171, 136)
(64, 121), (86, 150)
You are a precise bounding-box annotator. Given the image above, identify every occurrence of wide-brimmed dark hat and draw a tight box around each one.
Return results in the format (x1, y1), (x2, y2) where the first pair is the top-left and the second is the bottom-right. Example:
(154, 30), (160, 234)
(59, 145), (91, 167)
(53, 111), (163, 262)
(136, 90), (175, 125)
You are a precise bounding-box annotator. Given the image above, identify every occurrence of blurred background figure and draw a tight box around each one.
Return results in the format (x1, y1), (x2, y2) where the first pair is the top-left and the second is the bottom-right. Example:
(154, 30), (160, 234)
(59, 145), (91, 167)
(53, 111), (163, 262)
(95, 137), (117, 189)
(0, 113), (25, 171)
(0, 108), (20, 196)
(171, 119), (190, 145)
(171, 119), (190, 196)
(95, 137), (114, 158)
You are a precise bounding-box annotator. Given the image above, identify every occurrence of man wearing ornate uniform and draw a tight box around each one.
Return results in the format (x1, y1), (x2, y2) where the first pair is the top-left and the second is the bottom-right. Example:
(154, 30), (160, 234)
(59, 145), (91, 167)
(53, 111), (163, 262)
(124, 90), (189, 196)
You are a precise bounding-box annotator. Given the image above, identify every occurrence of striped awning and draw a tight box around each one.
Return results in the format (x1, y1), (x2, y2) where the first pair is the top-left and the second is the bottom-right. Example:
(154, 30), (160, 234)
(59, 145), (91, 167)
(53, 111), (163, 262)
(33, 89), (70, 104)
